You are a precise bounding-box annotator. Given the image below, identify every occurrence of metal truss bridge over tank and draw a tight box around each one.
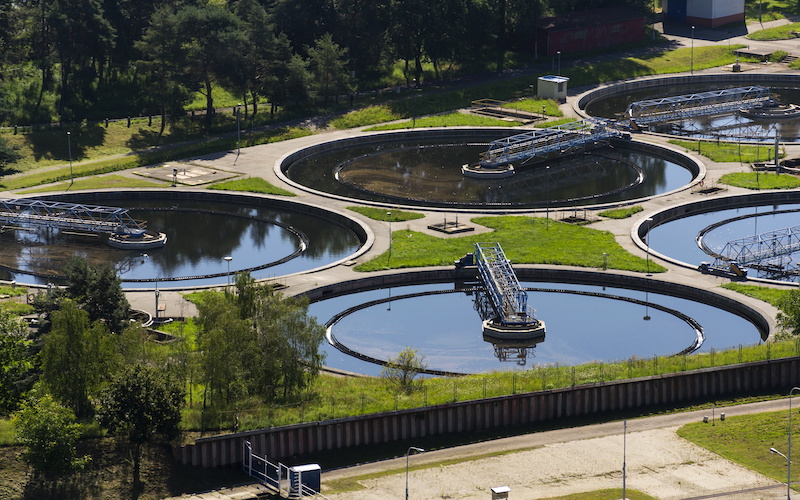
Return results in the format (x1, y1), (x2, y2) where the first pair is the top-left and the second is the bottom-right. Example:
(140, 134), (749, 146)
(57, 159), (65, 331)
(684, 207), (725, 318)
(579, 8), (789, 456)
(473, 242), (537, 327)
(624, 86), (772, 126)
(713, 224), (800, 277)
(0, 198), (148, 236)
(479, 119), (624, 167)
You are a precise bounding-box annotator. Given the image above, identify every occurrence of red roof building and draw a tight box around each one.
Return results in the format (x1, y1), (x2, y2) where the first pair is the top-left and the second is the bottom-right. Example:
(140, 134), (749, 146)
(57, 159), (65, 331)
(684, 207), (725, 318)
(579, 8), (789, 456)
(535, 7), (646, 56)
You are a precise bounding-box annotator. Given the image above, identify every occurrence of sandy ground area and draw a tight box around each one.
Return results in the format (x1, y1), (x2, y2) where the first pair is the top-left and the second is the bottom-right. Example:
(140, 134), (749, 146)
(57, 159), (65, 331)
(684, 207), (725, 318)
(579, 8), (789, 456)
(324, 425), (785, 500)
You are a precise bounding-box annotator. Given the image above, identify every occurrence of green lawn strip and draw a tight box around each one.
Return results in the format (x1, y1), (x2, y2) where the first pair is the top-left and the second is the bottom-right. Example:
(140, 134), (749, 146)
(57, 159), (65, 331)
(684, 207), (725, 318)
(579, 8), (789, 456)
(0, 127), (310, 190)
(346, 206), (424, 222)
(668, 139), (780, 163)
(503, 98), (564, 116)
(354, 216), (665, 273)
(747, 21), (800, 40)
(323, 447), (540, 494)
(17, 174), (168, 193)
(599, 206), (643, 219)
(0, 286), (26, 297)
(535, 117), (578, 128)
(0, 302), (34, 316)
(719, 172), (800, 189)
(0, 419), (14, 445)
(364, 111), (521, 131)
(721, 283), (791, 307)
(677, 410), (799, 485)
(208, 177), (296, 196)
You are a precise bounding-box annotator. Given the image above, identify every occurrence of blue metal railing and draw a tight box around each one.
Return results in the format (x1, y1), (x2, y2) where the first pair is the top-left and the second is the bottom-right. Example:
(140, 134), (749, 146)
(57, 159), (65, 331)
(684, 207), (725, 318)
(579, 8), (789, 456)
(0, 198), (147, 235)
(474, 242), (534, 325)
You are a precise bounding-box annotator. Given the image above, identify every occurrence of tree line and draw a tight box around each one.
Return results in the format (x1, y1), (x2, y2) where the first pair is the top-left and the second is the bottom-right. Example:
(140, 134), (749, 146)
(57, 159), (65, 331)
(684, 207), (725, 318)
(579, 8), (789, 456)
(0, 0), (652, 127)
(0, 257), (324, 488)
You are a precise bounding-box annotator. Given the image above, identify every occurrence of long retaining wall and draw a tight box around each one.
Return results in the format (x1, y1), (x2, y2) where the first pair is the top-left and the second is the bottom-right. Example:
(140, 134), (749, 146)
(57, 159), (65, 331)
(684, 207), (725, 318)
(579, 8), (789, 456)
(174, 355), (800, 468)
(173, 268), (775, 468)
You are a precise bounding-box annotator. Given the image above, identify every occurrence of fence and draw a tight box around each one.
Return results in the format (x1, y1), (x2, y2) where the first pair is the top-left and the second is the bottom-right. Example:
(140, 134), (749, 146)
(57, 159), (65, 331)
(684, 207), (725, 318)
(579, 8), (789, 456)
(243, 440), (329, 499)
(174, 355), (800, 468)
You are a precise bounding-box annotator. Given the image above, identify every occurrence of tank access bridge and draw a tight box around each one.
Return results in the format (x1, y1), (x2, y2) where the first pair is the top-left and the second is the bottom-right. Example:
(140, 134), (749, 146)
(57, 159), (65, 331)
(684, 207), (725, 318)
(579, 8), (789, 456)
(0, 198), (166, 249)
(698, 222), (800, 278)
(472, 243), (546, 356)
(624, 86), (772, 128)
(479, 118), (625, 168)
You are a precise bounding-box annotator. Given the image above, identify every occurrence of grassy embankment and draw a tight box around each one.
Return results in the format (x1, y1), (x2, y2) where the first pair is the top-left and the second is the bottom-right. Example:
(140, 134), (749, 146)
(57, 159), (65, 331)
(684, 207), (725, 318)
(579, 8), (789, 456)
(598, 206), (643, 219)
(668, 139), (800, 189)
(346, 206), (424, 222)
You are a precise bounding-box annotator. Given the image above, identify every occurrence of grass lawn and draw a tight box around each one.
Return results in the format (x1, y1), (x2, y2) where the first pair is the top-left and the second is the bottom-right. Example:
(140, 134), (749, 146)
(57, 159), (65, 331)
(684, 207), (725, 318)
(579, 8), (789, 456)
(719, 172), (800, 189)
(539, 490), (658, 500)
(747, 21), (800, 40)
(17, 174), (167, 193)
(208, 177), (296, 196)
(504, 98), (563, 116)
(668, 139), (779, 163)
(599, 206), (644, 219)
(346, 206), (424, 221)
(354, 216), (665, 273)
(722, 283), (791, 306)
(364, 111), (522, 131)
(678, 410), (799, 486)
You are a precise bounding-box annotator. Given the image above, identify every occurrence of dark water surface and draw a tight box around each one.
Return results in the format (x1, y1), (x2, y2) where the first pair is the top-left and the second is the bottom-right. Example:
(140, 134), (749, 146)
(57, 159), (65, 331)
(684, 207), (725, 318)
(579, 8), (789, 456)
(0, 199), (362, 288)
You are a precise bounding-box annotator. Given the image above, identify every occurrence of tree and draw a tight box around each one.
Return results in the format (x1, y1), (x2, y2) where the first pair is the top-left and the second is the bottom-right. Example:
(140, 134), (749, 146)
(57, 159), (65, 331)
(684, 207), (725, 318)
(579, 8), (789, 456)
(777, 288), (800, 336)
(0, 310), (32, 415)
(13, 394), (89, 476)
(307, 33), (349, 104)
(40, 300), (119, 418)
(0, 136), (21, 170)
(381, 346), (427, 393)
(97, 363), (183, 486)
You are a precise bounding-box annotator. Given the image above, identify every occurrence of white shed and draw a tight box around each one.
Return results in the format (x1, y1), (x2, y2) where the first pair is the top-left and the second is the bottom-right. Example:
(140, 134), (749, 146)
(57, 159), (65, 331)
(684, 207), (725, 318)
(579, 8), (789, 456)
(537, 75), (569, 102)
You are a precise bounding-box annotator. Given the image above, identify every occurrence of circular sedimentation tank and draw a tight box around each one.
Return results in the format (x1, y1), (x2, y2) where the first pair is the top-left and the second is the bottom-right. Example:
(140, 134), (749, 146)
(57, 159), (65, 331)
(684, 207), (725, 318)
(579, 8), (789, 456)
(0, 191), (368, 288)
(278, 129), (699, 210)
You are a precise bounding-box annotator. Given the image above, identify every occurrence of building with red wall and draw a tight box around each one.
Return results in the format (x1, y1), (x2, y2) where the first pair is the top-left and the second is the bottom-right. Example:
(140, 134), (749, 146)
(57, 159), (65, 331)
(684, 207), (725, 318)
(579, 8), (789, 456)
(534, 6), (645, 57)
(663, 0), (744, 28)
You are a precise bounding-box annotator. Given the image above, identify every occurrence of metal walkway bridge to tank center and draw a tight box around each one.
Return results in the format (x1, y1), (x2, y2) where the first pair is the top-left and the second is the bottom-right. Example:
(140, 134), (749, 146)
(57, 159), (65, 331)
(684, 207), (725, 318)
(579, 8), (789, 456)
(0, 198), (148, 236)
(718, 224), (800, 270)
(624, 86), (772, 126)
(473, 242), (537, 327)
(479, 118), (624, 168)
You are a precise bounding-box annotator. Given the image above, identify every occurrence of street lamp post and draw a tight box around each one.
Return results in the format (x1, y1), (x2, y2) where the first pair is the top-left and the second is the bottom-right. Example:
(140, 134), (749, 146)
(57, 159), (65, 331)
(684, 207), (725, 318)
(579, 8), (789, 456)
(235, 103), (242, 164)
(405, 446), (424, 500)
(645, 217), (654, 275)
(789, 387), (800, 498)
(622, 420), (627, 500)
(691, 26), (696, 75)
(771, 447), (791, 498)
(67, 131), (73, 186)
(557, 51), (561, 75)
(545, 165), (551, 229)
(387, 212), (392, 264)
(224, 256), (233, 288)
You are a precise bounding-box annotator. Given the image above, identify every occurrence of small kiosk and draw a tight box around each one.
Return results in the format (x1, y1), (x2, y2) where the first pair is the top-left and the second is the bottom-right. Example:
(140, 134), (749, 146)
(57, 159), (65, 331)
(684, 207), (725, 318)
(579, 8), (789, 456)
(537, 75), (569, 102)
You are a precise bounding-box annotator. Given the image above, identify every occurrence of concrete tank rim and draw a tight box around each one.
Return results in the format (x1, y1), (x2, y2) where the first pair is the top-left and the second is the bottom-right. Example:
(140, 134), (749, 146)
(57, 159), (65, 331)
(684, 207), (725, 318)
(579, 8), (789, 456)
(274, 128), (703, 213)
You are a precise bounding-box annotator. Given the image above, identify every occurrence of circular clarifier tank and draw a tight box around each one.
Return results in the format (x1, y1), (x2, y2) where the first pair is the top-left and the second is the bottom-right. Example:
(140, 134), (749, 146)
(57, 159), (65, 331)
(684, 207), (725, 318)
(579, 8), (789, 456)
(280, 130), (697, 209)
(310, 279), (763, 376)
(0, 192), (366, 288)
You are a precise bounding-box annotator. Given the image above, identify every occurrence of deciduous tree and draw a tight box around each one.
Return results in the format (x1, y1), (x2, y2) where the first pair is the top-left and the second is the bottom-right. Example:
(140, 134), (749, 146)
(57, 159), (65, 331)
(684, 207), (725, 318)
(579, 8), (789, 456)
(0, 310), (31, 415)
(381, 346), (427, 393)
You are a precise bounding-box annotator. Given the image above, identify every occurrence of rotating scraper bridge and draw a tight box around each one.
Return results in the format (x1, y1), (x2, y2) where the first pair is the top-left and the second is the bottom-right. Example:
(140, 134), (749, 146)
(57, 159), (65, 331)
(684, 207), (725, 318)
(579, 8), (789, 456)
(478, 86), (774, 168)
(0, 198), (149, 236)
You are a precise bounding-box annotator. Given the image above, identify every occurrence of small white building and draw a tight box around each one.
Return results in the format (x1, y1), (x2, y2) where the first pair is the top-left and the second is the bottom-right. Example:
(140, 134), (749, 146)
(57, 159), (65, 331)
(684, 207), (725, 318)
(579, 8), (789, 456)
(663, 0), (745, 28)
(537, 75), (569, 102)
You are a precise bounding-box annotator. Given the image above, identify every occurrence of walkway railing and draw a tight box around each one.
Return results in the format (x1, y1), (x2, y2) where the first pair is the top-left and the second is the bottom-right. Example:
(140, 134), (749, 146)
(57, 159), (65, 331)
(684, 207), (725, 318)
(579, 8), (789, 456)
(480, 119), (623, 167)
(625, 86), (772, 125)
(0, 198), (147, 236)
(474, 242), (533, 325)
(243, 441), (329, 499)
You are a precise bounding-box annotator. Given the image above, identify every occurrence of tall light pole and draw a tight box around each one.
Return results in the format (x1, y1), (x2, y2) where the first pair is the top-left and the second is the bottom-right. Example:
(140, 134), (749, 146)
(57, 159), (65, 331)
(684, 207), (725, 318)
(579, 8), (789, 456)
(387, 212), (392, 264)
(545, 165), (551, 229)
(224, 256), (233, 288)
(622, 420), (627, 500)
(691, 26), (696, 75)
(557, 51), (561, 76)
(789, 387), (800, 498)
(405, 446), (424, 500)
(645, 217), (654, 275)
(235, 103), (242, 164)
(771, 447), (791, 498)
(67, 131), (73, 186)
